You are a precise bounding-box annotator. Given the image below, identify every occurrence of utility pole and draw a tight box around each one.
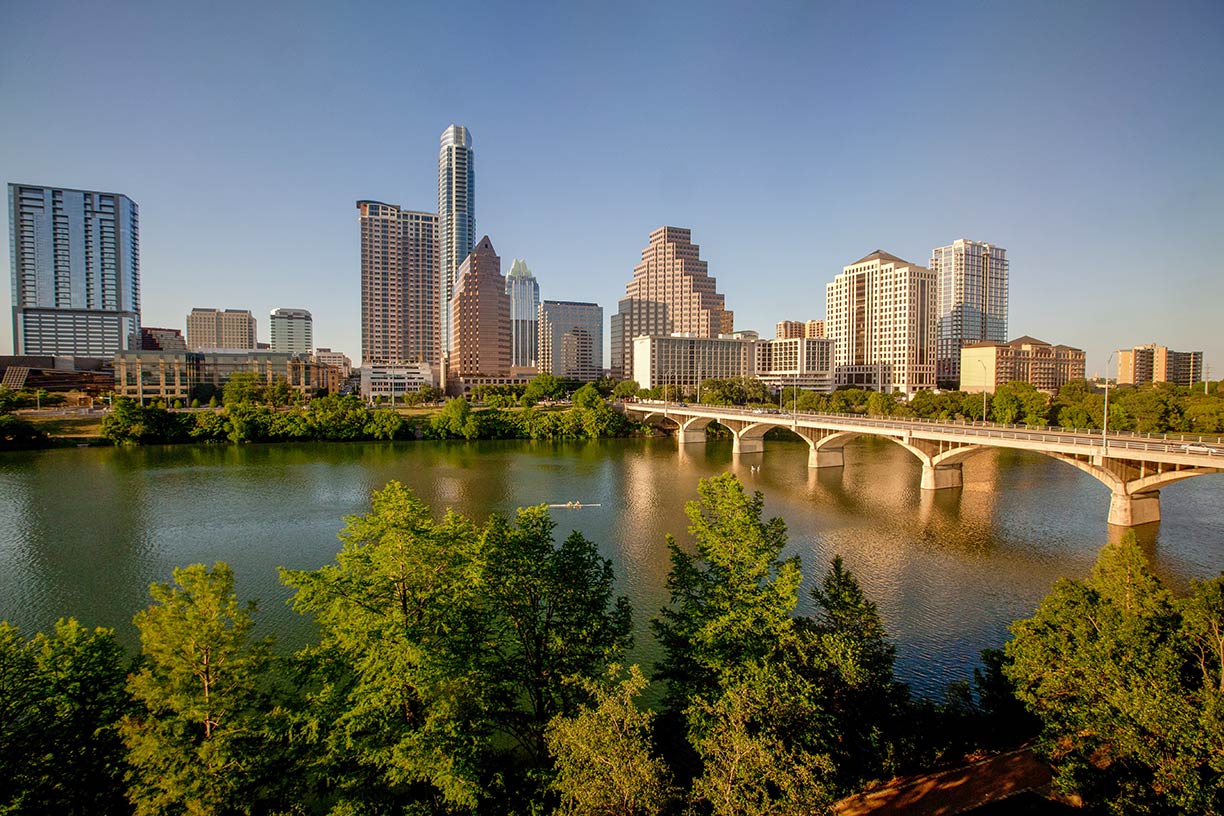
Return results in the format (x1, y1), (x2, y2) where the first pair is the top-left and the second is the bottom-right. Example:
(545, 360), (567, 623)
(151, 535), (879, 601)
(1103, 351), (1116, 455)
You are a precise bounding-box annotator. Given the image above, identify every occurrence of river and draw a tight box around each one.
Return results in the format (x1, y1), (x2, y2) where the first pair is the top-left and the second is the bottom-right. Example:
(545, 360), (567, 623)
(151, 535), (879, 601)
(1, 437), (1221, 697)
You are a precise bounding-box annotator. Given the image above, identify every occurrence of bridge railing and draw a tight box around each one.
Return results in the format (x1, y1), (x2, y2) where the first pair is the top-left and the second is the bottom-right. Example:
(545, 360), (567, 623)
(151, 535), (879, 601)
(621, 401), (1224, 459)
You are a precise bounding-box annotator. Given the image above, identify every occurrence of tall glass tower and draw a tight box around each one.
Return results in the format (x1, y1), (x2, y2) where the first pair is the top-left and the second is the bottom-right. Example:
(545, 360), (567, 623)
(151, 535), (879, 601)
(506, 259), (540, 369)
(930, 239), (1008, 389)
(438, 125), (475, 362)
(8, 183), (140, 356)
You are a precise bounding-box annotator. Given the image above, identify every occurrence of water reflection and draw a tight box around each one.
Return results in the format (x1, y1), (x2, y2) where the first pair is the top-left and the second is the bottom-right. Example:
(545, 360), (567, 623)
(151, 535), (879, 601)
(1, 438), (1222, 697)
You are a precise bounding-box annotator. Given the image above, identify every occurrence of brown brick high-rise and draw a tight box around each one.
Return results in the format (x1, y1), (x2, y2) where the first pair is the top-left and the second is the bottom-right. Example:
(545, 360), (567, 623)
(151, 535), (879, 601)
(448, 236), (510, 384)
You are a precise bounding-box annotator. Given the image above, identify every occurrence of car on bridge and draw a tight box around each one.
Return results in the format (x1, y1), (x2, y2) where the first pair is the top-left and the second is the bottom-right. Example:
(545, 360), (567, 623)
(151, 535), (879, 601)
(1182, 443), (1219, 455)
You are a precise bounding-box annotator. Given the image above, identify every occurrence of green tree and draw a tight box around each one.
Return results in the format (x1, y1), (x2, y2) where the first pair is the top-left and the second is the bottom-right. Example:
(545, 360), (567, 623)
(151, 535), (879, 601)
(612, 380), (640, 400)
(572, 383), (604, 410)
(281, 482), (494, 810)
(652, 473), (801, 715)
(546, 664), (675, 816)
(1004, 533), (1224, 814)
(432, 396), (473, 438)
(794, 557), (903, 791)
(364, 407), (404, 440)
(122, 562), (278, 815)
(222, 372), (265, 406)
(483, 506), (632, 764)
(991, 381), (1049, 425)
(687, 663), (834, 816)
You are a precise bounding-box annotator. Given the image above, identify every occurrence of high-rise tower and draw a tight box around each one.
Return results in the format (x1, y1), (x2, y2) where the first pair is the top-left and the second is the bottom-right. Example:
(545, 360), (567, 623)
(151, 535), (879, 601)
(506, 259), (540, 370)
(448, 236), (510, 384)
(8, 183), (140, 356)
(269, 308), (313, 355)
(356, 201), (439, 365)
(609, 226), (733, 379)
(930, 239), (1008, 389)
(438, 125), (475, 361)
(825, 250), (936, 394)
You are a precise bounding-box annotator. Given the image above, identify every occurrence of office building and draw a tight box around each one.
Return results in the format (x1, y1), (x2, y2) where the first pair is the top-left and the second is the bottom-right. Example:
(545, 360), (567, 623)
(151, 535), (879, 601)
(139, 327), (186, 351)
(438, 124), (475, 359)
(538, 300), (603, 381)
(1116, 344), (1203, 387)
(314, 348), (352, 378)
(931, 239), (1008, 389)
(270, 308), (313, 355)
(632, 334), (758, 391)
(361, 362), (435, 400)
(506, 259), (540, 370)
(187, 308), (257, 350)
(356, 201), (439, 365)
(610, 226), (733, 379)
(757, 336), (835, 392)
(776, 320), (804, 340)
(804, 320), (825, 338)
(960, 336), (1085, 393)
(825, 250), (936, 394)
(447, 236), (510, 387)
(8, 183), (140, 356)
(113, 349), (339, 403)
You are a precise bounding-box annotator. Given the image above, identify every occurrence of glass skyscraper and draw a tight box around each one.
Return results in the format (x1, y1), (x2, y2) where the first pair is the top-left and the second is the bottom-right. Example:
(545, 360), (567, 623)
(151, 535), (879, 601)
(438, 125), (475, 361)
(8, 183), (140, 356)
(506, 259), (540, 369)
(930, 239), (1009, 389)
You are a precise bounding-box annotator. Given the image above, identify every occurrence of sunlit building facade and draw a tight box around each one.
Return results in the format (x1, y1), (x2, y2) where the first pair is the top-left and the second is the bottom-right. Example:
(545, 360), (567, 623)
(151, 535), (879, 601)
(931, 239), (1008, 389)
(438, 125), (475, 359)
(610, 226), (733, 379)
(357, 201), (439, 365)
(825, 250), (936, 394)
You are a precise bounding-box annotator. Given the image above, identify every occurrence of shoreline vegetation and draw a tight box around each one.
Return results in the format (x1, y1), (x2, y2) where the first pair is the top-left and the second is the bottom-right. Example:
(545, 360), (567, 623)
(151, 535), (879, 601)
(2, 375), (1223, 452)
(3, 473), (1222, 814)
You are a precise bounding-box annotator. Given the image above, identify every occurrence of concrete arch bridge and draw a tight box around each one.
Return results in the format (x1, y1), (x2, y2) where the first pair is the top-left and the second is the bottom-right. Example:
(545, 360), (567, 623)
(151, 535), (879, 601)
(620, 402), (1224, 527)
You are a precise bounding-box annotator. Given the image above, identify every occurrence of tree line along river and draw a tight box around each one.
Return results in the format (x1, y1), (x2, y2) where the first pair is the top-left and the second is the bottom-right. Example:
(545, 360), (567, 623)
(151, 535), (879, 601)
(1, 435), (1221, 697)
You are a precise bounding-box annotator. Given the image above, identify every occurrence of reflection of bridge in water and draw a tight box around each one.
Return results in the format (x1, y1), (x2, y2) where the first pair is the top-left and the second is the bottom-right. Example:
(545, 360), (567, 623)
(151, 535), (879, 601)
(620, 402), (1224, 527)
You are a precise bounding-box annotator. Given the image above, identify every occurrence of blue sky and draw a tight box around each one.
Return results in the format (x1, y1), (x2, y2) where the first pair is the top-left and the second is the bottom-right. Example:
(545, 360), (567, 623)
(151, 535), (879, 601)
(2, 0), (1222, 377)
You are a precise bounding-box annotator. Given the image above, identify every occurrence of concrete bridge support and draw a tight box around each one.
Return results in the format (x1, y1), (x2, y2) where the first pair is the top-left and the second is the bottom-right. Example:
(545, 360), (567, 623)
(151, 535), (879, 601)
(1108, 491), (1161, 527)
(809, 447), (844, 469)
(677, 427), (707, 445)
(733, 434), (765, 455)
(921, 463), (964, 490)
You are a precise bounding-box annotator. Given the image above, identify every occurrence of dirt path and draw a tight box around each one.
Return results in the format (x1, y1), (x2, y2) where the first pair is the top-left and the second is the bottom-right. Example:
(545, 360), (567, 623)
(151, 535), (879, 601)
(836, 748), (1058, 816)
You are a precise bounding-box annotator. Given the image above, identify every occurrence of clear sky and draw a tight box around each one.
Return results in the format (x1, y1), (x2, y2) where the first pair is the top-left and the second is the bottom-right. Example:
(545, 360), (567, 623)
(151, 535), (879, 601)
(2, 0), (1222, 377)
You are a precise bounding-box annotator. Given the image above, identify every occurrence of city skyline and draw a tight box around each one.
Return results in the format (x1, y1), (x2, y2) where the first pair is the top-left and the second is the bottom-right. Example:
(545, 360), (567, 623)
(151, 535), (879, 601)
(2, 2), (1222, 377)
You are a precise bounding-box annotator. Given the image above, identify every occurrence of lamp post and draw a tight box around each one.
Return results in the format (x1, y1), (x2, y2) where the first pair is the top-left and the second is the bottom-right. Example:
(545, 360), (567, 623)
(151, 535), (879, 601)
(1103, 351), (1116, 455)
(977, 359), (988, 422)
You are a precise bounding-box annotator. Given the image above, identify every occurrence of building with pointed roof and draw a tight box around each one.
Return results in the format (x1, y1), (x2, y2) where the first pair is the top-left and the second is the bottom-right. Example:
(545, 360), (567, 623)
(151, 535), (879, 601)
(825, 250), (936, 394)
(960, 336), (1085, 393)
(506, 258), (540, 370)
(609, 226), (733, 380)
(447, 236), (510, 387)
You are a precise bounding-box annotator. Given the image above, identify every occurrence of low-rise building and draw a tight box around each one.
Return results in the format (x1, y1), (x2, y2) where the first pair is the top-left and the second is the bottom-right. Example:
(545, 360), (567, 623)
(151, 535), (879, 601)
(360, 362), (435, 401)
(959, 336), (1085, 394)
(757, 336), (835, 392)
(631, 332), (834, 394)
(113, 349), (340, 403)
(139, 327), (187, 351)
(314, 348), (353, 378)
(1116, 343), (1203, 387)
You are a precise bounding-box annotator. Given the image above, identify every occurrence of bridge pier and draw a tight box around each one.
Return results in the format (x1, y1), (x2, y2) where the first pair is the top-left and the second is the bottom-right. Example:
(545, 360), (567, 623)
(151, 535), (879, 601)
(809, 447), (844, 469)
(677, 428), (706, 445)
(921, 463), (963, 490)
(733, 434), (765, 455)
(1108, 491), (1160, 527)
